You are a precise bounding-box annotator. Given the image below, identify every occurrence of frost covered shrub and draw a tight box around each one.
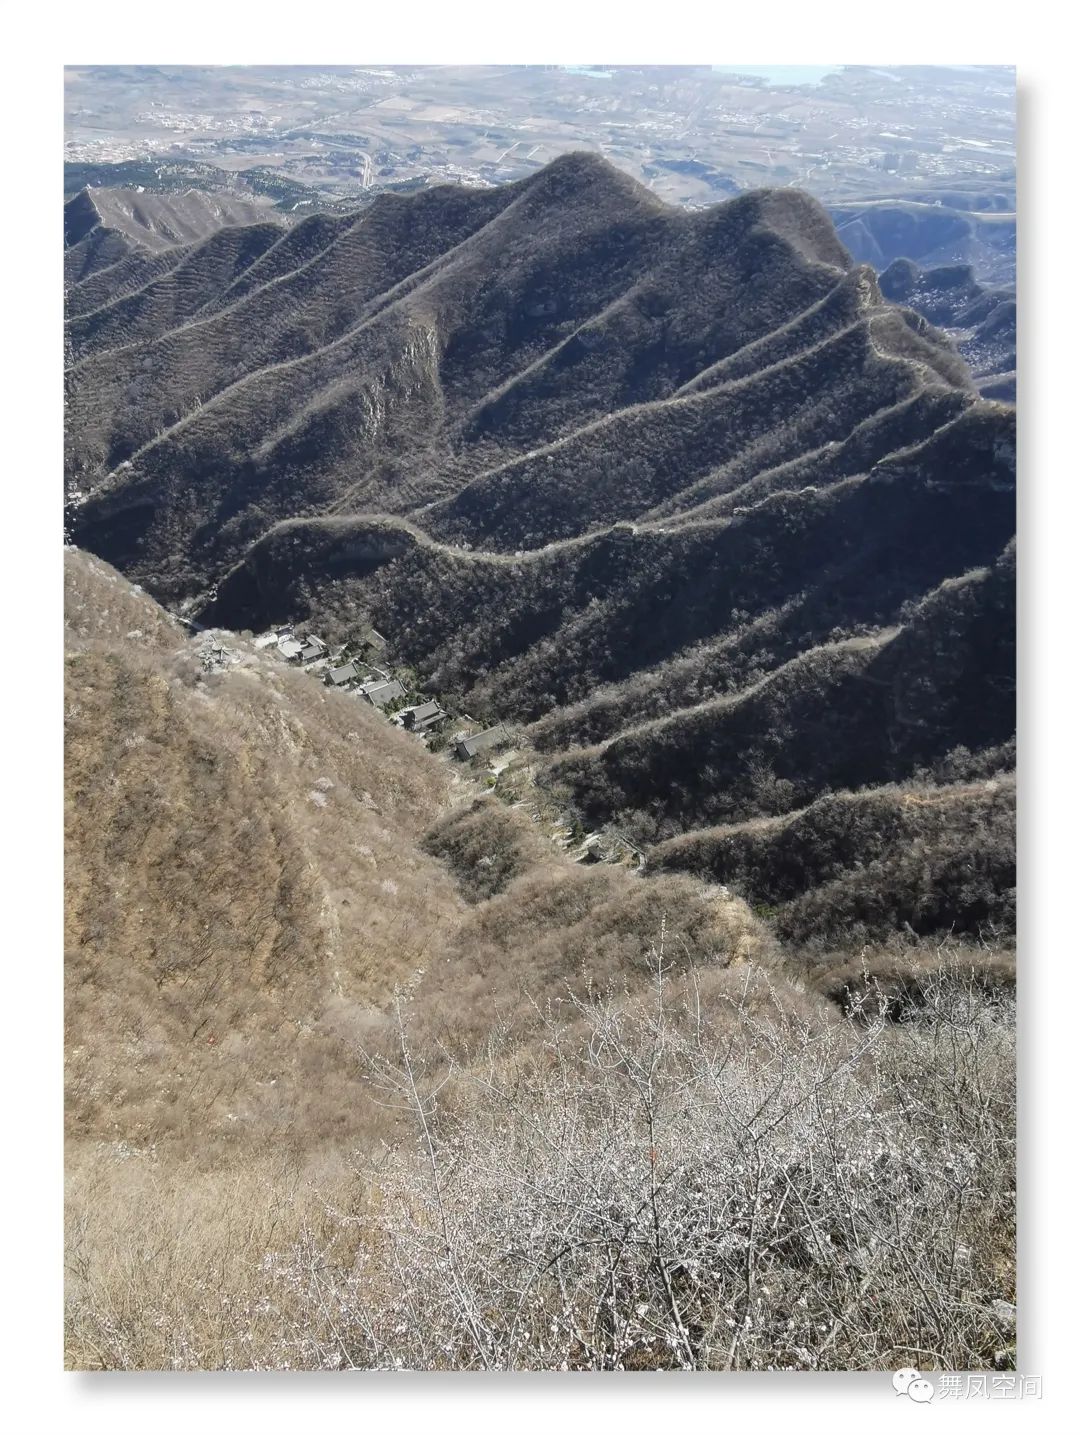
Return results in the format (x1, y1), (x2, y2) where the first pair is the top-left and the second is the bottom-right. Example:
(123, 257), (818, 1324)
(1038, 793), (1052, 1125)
(65, 950), (1014, 1372)
(296, 952), (1015, 1371)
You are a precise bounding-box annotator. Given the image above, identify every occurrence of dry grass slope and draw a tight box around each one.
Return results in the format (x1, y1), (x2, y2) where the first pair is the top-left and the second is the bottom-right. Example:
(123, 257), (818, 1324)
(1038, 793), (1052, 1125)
(64, 556), (1015, 1372)
(65, 549), (780, 1153)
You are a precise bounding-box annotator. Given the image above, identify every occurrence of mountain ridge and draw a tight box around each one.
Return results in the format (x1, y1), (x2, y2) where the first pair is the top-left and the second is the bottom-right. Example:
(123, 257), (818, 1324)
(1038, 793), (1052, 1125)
(66, 155), (1015, 940)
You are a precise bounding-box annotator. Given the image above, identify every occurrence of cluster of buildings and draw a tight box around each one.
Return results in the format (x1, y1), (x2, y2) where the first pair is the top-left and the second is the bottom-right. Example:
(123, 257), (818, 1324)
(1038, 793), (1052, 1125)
(264, 623), (511, 762)
(273, 626), (420, 714)
(254, 620), (639, 867)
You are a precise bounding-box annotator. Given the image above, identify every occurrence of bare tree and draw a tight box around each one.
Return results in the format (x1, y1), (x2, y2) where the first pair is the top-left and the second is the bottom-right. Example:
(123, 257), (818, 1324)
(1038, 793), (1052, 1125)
(324, 947), (1015, 1371)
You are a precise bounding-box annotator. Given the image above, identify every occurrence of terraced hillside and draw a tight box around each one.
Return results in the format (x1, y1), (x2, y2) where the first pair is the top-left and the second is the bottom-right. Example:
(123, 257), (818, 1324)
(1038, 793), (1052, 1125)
(66, 155), (1015, 939)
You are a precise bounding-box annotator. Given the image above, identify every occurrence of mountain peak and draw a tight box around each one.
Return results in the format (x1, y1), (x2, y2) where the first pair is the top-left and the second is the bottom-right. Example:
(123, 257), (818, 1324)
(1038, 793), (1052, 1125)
(522, 149), (664, 211)
(734, 186), (855, 271)
(63, 186), (102, 247)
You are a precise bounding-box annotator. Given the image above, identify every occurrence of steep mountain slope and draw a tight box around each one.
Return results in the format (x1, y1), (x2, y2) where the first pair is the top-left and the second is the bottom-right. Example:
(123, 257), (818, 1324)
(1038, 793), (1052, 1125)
(69, 155), (927, 586)
(63, 557), (1016, 1375)
(66, 221), (288, 361)
(65, 156), (1015, 940)
(63, 184), (282, 282)
(652, 774), (1015, 945)
(879, 258), (1016, 401)
(65, 548), (773, 1150)
(549, 541), (1014, 838)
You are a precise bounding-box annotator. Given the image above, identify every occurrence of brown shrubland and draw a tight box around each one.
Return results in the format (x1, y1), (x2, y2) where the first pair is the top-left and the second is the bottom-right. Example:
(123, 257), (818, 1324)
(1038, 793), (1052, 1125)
(63, 550), (1014, 1370)
(65, 956), (1015, 1372)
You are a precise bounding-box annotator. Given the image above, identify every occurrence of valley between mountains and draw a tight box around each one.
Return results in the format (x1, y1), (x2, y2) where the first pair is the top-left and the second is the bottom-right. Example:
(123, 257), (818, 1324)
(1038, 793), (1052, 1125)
(65, 150), (1015, 954)
(63, 145), (1018, 1374)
